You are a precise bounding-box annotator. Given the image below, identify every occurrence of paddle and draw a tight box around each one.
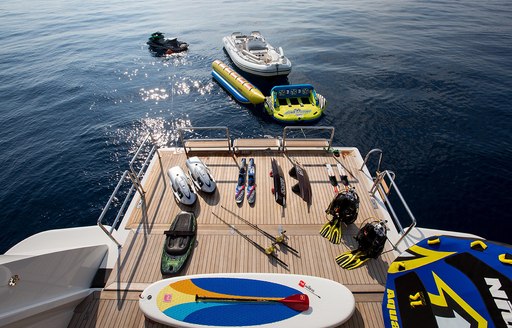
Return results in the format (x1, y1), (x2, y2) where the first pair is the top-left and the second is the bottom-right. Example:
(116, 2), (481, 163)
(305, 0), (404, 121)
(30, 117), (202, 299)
(195, 293), (309, 312)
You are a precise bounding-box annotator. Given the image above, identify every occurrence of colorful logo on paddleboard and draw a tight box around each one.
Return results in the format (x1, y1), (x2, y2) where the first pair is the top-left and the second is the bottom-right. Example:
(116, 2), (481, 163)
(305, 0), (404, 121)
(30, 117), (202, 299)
(298, 280), (321, 298)
(156, 277), (303, 326)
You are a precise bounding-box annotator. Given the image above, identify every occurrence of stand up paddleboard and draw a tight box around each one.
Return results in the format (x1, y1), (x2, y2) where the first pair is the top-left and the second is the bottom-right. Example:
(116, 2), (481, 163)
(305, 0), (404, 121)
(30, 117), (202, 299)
(270, 158), (286, 206)
(139, 273), (355, 328)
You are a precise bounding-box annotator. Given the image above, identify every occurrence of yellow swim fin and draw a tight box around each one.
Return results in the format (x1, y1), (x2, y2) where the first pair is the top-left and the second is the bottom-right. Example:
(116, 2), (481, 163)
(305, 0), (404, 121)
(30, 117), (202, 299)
(320, 218), (339, 240)
(335, 250), (361, 268)
(335, 250), (370, 270)
(344, 255), (370, 270)
(329, 219), (343, 244)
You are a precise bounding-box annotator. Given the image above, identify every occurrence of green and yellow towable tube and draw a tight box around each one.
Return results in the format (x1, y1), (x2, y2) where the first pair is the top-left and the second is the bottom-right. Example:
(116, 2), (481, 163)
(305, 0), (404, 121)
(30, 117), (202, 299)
(264, 84), (327, 123)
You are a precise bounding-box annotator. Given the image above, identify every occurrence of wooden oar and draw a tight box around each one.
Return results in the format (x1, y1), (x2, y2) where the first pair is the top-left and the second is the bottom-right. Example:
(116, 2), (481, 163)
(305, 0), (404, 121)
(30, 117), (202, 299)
(195, 293), (309, 312)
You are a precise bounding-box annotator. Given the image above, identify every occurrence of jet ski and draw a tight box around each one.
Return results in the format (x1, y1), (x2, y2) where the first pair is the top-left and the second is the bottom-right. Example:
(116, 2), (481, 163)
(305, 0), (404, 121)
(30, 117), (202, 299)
(147, 32), (189, 54)
(167, 166), (197, 206)
(185, 157), (216, 194)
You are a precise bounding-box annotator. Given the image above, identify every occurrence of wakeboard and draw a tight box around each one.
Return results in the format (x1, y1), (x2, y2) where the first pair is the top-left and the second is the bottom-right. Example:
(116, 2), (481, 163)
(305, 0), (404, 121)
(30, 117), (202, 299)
(271, 158), (286, 206)
(290, 162), (312, 206)
(161, 211), (197, 275)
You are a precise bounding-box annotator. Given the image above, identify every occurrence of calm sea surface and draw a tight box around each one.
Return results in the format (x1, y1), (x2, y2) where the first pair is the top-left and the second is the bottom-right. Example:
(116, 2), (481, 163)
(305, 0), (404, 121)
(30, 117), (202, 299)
(0, 0), (511, 252)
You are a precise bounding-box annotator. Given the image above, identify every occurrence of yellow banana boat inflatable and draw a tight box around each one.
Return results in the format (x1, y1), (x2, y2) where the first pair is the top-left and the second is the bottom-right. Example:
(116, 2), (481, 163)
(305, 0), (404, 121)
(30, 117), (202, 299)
(211, 60), (265, 105)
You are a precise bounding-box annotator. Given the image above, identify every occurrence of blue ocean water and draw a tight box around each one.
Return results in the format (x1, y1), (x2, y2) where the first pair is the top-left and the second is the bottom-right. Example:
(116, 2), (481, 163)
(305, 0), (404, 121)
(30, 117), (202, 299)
(0, 0), (511, 252)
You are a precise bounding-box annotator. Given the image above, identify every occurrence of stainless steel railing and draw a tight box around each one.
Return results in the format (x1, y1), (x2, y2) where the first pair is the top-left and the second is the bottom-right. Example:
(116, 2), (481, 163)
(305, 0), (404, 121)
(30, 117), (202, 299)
(178, 126), (232, 155)
(97, 134), (156, 247)
(282, 126), (335, 150)
(361, 148), (383, 173)
(369, 169), (417, 248)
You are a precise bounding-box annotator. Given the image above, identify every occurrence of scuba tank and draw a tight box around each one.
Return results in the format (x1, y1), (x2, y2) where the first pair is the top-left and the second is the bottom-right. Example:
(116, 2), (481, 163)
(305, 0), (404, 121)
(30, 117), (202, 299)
(325, 187), (360, 224)
(355, 220), (387, 258)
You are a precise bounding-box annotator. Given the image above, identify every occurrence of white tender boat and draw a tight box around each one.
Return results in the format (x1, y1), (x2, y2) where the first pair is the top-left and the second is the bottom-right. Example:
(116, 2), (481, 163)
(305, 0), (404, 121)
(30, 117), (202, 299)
(222, 31), (292, 77)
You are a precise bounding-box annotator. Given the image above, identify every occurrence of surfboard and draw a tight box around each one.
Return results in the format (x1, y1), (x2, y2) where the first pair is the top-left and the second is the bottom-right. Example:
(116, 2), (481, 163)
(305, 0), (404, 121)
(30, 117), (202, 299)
(139, 273), (355, 328)
(270, 158), (286, 206)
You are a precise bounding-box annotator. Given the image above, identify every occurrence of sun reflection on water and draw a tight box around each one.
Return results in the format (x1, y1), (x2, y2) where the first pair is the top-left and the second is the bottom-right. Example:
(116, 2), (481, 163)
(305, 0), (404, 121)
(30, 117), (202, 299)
(116, 116), (193, 154)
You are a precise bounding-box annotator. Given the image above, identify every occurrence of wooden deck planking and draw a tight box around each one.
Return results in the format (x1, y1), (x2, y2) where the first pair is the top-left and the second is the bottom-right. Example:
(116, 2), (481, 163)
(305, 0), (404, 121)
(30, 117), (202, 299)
(69, 291), (384, 328)
(127, 150), (384, 231)
(77, 147), (395, 328)
(105, 229), (389, 290)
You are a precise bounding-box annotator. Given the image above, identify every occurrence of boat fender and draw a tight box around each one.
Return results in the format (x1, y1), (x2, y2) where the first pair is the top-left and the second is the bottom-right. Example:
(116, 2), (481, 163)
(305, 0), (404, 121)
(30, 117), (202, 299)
(278, 46), (285, 58)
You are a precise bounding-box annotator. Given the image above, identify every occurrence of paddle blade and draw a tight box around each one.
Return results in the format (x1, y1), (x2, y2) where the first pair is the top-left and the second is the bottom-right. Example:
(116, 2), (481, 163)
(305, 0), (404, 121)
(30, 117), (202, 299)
(279, 293), (309, 312)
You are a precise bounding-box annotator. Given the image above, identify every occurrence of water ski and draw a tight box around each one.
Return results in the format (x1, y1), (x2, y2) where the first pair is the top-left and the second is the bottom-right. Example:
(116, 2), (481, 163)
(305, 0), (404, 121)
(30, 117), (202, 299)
(161, 211), (197, 275)
(336, 163), (349, 187)
(270, 158), (286, 206)
(325, 164), (339, 194)
(247, 158), (256, 204)
(235, 158), (246, 203)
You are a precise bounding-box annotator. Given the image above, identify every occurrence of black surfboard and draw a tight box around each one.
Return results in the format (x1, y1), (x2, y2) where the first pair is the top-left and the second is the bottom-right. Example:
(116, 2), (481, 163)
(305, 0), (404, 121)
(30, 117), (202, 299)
(271, 158), (286, 206)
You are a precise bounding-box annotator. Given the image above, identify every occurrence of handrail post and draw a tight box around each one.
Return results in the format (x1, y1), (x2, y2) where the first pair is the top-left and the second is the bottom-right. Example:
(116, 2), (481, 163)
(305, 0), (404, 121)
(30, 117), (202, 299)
(361, 148), (383, 173)
(98, 223), (122, 247)
(369, 171), (385, 197)
(178, 128), (187, 156)
(371, 170), (417, 248)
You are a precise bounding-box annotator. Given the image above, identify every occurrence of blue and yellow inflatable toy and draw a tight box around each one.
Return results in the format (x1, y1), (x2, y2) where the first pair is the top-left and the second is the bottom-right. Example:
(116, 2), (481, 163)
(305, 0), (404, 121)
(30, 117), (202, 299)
(383, 235), (512, 328)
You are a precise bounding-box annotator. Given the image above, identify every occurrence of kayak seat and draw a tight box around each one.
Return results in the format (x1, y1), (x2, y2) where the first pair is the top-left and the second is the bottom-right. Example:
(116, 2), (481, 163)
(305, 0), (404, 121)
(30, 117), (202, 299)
(164, 214), (195, 256)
